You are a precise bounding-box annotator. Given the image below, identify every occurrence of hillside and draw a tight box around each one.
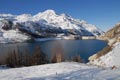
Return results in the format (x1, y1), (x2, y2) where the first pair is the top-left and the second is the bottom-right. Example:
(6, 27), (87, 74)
(98, 23), (120, 44)
(0, 62), (120, 80)
(0, 10), (103, 43)
(89, 23), (120, 67)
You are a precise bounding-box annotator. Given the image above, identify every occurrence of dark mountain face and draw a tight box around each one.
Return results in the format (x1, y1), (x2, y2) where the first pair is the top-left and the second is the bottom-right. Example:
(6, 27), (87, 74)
(0, 20), (13, 30)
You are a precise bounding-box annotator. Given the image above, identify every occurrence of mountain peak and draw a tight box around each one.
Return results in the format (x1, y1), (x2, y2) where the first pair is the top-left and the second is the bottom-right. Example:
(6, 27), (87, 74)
(33, 9), (56, 21)
(42, 9), (56, 15)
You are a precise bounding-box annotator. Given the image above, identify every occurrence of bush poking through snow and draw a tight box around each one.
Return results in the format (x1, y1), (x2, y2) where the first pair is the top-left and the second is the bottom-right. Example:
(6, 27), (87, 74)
(72, 54), (83, 62)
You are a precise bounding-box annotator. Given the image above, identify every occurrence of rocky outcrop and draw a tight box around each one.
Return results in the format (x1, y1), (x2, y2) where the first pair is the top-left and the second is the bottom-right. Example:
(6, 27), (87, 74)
(0, 20), (13, 30)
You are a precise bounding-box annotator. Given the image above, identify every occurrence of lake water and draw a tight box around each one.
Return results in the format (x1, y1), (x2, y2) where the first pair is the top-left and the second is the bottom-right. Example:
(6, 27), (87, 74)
(0, 40), (107, 63)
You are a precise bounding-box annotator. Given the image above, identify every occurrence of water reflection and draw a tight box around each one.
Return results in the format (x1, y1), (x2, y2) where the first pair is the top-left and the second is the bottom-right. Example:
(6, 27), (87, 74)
(0, 40), (107, 63)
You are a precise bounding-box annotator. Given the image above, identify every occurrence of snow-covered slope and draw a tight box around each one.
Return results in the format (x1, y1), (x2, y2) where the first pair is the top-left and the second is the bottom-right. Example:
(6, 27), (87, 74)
(89, 23), (120, 68)
(0, 10), (103, 43)
(0, 62), (120, 80)
(33, 10), (103, 36)
(89, 42), (120, 68)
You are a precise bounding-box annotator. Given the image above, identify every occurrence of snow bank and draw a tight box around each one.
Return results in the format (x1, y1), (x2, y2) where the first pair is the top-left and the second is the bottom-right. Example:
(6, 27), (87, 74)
(0, 62), (120, 80)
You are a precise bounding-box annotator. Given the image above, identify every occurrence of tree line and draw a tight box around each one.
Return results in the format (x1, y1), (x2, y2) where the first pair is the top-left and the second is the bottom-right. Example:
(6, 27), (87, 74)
(6, 46), (48, 67)
(5, 45), (83, 68)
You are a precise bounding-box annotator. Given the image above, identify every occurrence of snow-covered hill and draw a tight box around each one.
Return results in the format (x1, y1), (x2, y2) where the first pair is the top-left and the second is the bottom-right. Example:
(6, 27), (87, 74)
(89, 42), (120, 67)
(89, 23), (120, 68)
(0, 62), (120, 80)
(0, 10), (103, 43)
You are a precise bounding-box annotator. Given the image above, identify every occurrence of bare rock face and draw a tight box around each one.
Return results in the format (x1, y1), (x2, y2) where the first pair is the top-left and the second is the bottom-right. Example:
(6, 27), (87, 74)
(0, 20), (13, 30)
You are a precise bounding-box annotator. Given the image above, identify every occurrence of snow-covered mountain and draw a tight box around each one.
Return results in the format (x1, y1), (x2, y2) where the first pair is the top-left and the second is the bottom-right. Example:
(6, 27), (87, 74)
(0, 10), (103, 43)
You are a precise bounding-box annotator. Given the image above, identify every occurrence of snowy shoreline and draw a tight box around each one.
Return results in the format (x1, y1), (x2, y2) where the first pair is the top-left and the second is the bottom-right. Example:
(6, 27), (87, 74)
(34, 37), (62, 41)
(0, 37), (105, 44)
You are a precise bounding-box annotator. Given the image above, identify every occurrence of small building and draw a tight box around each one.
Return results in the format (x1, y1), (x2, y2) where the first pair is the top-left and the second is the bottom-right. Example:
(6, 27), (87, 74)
(62, 35), (75, 40)
(82, 36), (96, 39)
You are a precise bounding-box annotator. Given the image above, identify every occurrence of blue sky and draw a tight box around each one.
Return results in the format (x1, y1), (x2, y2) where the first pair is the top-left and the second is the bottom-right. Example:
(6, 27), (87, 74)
(0, 0), (120, 31)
